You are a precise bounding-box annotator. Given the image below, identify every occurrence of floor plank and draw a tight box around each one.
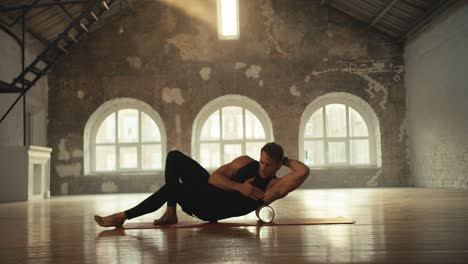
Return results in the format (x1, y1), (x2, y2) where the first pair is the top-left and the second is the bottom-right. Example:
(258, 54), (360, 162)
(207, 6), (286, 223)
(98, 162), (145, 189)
(1, 188), (468, 263)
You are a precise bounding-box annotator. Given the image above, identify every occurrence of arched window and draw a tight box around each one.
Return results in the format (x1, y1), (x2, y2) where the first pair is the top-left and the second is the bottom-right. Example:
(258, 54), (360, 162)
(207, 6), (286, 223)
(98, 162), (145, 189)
(192, 95), (274, 169)
(84, 98), (166, 174)
(299, 93), (381, 168)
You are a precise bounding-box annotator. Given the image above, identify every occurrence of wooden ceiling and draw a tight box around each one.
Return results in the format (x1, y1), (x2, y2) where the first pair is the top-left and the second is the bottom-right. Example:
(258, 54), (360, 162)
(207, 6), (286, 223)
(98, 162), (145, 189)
(0, 0), (462, 47)
(322, 0), (460, 41)
(0, 0), (135, 46)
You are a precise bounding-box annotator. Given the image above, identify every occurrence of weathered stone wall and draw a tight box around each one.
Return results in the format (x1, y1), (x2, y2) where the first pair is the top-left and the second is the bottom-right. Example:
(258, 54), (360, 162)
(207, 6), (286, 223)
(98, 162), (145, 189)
(405, 3), (468, 189)
(48, 0), (408, 195)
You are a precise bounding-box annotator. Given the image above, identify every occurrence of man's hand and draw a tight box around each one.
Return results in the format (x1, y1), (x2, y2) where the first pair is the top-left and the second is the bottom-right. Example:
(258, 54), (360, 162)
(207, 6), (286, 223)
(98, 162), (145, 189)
(208, 156), (254, 192)
(262, 158), (310, 205)
(239, 178), (264, 200)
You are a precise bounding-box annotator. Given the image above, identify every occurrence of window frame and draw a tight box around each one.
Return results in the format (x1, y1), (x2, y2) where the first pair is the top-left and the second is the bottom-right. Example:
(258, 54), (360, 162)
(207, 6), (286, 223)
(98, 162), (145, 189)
(192, 95), (274, 169)
(299, 93), (381, 168)
(84, 98), (167, 175)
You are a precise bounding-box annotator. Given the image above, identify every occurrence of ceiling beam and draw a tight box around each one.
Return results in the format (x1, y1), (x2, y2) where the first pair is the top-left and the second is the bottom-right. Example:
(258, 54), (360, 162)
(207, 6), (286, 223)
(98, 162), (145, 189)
(401, 0), (458, 42)
(7, 0), (40, 26)
(55, 5), (74, 23)
(25, 25), (49, 46)
(328, 3), (398, 39)
(4, 14), (49, 46)
(369, 0), (399, 28)
(0, 19), (22, 46)
(0, 0), (89, 12)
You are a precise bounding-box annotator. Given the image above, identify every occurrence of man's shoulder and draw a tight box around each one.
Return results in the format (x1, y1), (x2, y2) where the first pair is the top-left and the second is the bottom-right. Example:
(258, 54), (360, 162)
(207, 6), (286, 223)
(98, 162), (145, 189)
(225, 156), (256, 177)
(231, 155), (255, 168)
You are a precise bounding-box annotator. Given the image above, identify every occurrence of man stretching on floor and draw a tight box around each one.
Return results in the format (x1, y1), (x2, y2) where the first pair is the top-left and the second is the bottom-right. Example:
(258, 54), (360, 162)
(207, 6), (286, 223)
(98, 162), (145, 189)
(94, 142), (310, 227)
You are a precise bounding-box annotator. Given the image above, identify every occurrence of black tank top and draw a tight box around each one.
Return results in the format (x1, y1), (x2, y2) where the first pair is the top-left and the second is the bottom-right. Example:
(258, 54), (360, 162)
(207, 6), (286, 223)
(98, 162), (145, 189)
(210, 160), (277, 220)
(231, 160), (276, 190)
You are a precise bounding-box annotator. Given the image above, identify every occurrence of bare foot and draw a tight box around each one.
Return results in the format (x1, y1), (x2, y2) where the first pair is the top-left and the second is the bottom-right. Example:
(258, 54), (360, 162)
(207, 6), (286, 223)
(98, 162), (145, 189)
(94, 212), (127, 228)
(153, 210), (178, 225)
(97, 228), (127, 238)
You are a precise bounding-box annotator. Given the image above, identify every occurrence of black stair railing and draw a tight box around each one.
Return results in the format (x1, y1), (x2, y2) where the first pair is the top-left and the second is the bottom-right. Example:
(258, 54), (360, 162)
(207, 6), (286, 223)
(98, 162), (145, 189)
(12, 0), (116, 92)
(0, 0), (117, 125)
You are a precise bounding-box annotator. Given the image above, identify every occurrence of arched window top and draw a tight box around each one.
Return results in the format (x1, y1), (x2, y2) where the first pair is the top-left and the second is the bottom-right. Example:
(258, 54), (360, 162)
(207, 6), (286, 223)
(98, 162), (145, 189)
(192, 95), (274, 169)
(84, 98), (167, 174)
(299, 92), (381, 168)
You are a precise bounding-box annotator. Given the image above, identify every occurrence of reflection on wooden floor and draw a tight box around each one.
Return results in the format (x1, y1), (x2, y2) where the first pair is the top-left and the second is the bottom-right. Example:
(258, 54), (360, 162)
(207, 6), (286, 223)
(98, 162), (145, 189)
(1, 188), (468, 263)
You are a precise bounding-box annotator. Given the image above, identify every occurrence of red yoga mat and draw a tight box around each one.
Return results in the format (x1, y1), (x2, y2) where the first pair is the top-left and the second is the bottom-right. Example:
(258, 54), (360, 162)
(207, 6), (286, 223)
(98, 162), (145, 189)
(122, 217), (355, 229)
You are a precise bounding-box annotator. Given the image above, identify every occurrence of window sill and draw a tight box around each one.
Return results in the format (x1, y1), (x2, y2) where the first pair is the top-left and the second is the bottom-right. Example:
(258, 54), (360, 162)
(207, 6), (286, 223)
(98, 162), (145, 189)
(309, 166), (381, 170)
(86, 171), (164, 176)
(309, 166), (382, 171)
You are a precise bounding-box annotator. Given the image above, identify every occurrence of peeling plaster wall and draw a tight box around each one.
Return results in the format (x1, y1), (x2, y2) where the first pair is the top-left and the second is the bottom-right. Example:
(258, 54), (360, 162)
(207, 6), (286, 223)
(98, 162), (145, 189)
(405, 3), (468, 189)
(48, 0), (408, 195)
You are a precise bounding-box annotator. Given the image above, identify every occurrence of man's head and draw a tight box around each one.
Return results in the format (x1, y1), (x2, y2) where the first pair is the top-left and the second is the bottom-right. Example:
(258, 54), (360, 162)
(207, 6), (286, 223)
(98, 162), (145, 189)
(258, 142), (284, 178)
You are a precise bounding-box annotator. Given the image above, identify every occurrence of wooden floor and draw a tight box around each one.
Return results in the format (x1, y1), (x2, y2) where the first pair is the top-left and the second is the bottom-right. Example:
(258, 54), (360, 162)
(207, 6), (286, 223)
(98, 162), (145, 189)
(1, 188), (468, 263)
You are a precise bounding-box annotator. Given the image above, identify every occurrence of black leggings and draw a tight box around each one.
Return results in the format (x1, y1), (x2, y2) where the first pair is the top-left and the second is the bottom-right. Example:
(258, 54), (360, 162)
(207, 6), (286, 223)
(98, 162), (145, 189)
(124, 150), (212, 220)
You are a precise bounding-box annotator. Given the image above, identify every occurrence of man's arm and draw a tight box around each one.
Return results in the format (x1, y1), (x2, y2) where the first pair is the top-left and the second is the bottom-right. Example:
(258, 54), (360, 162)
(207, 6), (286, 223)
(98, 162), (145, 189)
(263, 158), (310, 205)
(208, 156), (265, 200)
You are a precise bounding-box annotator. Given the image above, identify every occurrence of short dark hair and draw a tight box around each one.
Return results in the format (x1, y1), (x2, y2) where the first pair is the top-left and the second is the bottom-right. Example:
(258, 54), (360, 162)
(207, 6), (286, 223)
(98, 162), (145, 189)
(261, 142), (284, 164)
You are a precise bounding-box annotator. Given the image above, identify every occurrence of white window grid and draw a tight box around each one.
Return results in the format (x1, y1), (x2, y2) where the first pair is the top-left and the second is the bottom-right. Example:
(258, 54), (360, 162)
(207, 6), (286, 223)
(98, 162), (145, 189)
(299, 93), (381, 168)
(84, 98), (167, 175)
(200, 107), (266, 165)
(92, 109), (162, 173)
(192, 95), (274, 169)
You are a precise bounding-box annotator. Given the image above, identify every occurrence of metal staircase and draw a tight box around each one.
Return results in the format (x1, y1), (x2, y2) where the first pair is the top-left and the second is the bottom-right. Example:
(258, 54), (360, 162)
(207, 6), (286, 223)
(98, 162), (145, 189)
(1, 0), (117, 125)
(0, 0), (117, 131)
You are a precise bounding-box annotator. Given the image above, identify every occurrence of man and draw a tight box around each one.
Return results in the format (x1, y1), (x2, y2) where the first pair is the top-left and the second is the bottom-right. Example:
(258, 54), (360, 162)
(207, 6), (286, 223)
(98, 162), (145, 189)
(94, 142), (310, 227)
